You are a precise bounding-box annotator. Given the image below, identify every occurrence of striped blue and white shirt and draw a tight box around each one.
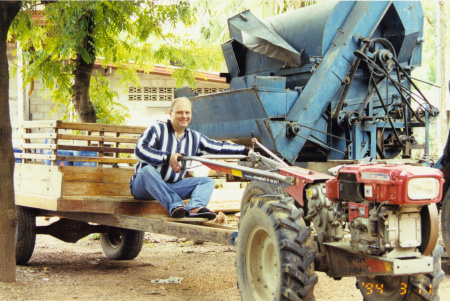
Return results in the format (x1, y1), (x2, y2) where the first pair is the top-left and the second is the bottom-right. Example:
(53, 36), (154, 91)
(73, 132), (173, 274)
(131, 120), (248, 183)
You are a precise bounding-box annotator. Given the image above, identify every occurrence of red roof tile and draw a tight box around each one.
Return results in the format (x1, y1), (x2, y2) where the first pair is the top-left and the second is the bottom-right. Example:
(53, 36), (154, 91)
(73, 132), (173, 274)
(95, 61), (226, 83)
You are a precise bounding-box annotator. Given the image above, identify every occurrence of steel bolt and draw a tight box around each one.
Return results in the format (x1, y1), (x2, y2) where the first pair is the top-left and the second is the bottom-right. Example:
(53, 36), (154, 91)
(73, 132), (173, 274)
(343, 76), (351, 85)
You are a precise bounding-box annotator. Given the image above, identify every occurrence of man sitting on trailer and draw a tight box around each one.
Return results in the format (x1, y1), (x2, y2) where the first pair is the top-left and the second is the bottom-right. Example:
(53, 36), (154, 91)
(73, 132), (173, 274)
(130, 97), (252, 219)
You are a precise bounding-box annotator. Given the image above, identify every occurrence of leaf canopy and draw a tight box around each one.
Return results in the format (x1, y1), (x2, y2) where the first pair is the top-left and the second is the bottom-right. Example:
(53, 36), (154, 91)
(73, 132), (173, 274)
(10, 0), (223, 124)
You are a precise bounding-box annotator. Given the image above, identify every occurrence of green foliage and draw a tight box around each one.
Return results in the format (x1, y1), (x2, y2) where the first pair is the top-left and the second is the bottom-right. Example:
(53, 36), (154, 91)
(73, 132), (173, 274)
(412, 1), (437, 90)
(192, 0), (319, 44)
(54, 73), (130, 125)
(412, 2), (449, 91)
(89, 73), (130, 125)
(260, 0), (317, 17)
(10, 0), (219, 123)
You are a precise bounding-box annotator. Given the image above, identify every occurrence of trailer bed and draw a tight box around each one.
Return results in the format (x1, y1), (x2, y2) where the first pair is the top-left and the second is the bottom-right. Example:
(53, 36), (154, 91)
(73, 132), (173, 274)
(13, 120), (240, 246)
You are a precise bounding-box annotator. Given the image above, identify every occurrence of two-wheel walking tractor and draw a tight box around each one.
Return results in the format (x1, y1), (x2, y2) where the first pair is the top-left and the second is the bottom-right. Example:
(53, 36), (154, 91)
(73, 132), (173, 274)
(183, 152), (445, 301)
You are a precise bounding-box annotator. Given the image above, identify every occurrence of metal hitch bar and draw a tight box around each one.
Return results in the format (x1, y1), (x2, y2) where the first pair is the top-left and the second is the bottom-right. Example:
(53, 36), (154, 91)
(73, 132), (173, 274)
(179, 155), (294, 185)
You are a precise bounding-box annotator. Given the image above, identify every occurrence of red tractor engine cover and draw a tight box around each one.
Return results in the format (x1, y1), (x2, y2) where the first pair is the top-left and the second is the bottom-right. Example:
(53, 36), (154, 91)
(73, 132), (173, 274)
(326, 164), (444, 205)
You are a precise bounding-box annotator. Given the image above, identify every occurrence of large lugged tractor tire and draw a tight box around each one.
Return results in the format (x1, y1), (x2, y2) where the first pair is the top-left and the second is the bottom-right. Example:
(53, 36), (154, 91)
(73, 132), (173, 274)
(441, 188), (450, 253)
(241, 180), (288, 215)
(15, 206), (36, 265)
(356, 245), (444, 301)
(100, 227), (145, 260)
(236, 196), (317, 301)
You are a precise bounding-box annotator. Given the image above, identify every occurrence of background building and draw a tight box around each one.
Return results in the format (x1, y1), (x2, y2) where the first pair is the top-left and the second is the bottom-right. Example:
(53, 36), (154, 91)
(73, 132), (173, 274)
(7, 41), (229, 127)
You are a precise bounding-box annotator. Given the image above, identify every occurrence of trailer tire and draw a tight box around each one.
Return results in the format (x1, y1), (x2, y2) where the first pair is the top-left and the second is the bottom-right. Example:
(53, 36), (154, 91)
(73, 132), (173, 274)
(241, 180), (287, 215)
(15, 206), (36, 265)
(441, 188), (450, 253)
(100, 227), (144, 260)
(356, 245), (444, 301)
(236, 196), (317, 301)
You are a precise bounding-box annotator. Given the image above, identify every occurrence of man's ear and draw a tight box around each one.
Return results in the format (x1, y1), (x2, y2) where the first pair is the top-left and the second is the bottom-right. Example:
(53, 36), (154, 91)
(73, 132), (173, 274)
(169, 110), (173, 118)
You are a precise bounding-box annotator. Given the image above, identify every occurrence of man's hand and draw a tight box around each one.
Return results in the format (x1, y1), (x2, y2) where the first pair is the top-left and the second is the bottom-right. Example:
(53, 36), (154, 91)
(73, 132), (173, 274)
(169, 153), (183, 173)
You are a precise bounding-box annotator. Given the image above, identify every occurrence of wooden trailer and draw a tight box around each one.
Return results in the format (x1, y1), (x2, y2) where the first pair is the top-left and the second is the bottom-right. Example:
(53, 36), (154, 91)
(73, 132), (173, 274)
(13, 120), (238, 264)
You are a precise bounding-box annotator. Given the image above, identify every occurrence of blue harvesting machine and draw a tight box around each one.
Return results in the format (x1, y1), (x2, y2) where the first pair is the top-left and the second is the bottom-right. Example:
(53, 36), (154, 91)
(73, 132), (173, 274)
(178, 1), (437, 164)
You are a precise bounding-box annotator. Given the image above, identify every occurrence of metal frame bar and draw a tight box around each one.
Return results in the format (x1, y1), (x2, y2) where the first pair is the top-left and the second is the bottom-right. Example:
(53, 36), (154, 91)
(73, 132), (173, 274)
(180, 156), (293, 184)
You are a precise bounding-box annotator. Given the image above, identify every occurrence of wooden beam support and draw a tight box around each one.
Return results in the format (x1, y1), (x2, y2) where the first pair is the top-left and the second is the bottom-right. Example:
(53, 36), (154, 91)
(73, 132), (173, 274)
(56, 122), (146, 134)
(39, 210), (236, 246)
(14, 143), (57, 150)
(57, 145), (135, 153)
(57, 134), (138, 144)
(12, 120), (59, 129)
(15, 194), (59, 211)
(14, 132), (57, 140)
(58, 156), (137, 164)
(15, 153), (54, 160)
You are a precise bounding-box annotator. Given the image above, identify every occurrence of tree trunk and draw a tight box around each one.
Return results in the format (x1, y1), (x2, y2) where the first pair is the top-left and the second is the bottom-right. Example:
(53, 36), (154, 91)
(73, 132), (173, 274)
(73, 52), (97, 123)
(0, 1), (21, 283)
(72, 11), (97, 123)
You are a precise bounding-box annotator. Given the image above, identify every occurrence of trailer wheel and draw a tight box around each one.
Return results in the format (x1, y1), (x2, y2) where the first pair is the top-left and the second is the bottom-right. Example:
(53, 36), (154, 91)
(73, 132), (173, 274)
(236, 196), (317, 301)
(15, 206), (36, 265)
(100, 227), (144, 260)
(356, 246), (444, 301)
(241, 180), (287, 215)
(441, 188), (450, 253)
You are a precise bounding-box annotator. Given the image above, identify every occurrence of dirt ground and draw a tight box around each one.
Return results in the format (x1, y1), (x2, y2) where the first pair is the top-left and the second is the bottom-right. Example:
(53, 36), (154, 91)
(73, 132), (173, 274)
(1, 217), (449, 301)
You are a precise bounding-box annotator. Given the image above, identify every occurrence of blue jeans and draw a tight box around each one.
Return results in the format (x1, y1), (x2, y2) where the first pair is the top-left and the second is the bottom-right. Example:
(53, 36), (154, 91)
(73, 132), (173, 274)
(130, 165), (215, 214)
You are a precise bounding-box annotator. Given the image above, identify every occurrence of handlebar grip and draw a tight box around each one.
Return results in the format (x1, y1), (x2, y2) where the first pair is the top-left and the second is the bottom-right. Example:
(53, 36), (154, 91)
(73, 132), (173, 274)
(176, 154), (186, 170)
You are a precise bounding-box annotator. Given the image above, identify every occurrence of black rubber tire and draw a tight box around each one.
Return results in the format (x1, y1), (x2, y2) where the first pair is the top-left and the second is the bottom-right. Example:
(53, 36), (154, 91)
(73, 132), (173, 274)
(100, 227), (144, 260)
(241, 180), (287, 215)
(356, 245), (444, 301)
(441, 188), (450, 253)
(236, 196), (317, 301)
(15, 206), (36, 265)
(408, 245), (445, 301)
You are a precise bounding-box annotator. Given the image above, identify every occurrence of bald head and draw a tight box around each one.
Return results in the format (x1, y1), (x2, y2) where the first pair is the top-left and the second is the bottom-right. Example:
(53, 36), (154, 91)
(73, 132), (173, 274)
(170, 97), (192, 113)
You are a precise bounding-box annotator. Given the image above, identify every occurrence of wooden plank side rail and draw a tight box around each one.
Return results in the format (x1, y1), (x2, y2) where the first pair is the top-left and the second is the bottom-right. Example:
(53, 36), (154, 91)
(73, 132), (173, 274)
(11, 121), (163, 215)
(14, 163), (242, 216)
(61, 166), (134, 196)
(13, 120), (147, 134)
(12, 120), (146, 167)
(14, 164), (174, 218)
(14, 154), (138, 165)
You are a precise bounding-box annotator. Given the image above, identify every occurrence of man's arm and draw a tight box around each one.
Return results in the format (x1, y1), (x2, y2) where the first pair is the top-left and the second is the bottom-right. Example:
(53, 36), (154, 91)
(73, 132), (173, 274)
(198, 134), (251, 156)
(135, 126), (171, 165)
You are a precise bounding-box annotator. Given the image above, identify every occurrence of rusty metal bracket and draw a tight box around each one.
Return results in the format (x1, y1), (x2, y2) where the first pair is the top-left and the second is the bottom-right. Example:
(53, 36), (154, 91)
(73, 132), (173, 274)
(35, 218), (109, 243)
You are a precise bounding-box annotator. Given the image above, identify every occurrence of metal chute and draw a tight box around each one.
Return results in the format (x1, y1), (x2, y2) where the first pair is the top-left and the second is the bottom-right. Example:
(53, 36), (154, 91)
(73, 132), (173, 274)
(228, 10), (303, 66)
